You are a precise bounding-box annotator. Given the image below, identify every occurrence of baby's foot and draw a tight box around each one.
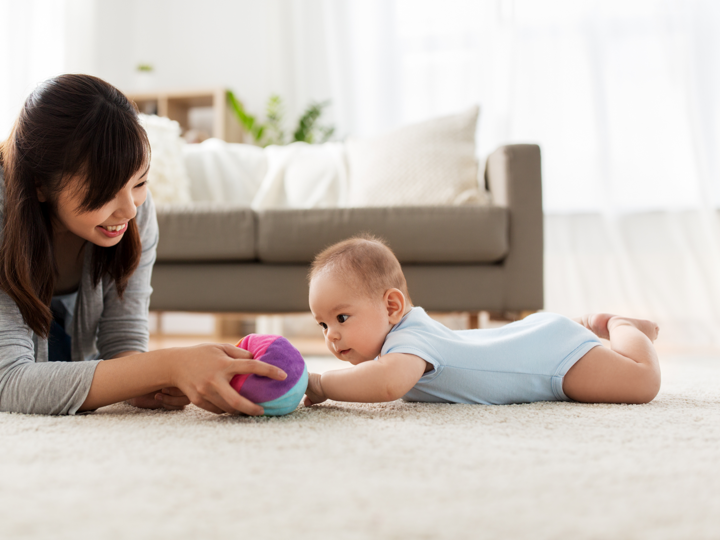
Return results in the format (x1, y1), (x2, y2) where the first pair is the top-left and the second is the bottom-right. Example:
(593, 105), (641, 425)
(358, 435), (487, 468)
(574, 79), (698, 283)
(574, 313), (659, 342)
(607, 315), (660, 342)
(573, 313), (615, 340)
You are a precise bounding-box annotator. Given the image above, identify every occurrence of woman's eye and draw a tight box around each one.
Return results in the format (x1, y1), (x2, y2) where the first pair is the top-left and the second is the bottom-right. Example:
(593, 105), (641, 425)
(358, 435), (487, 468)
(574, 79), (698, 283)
(337, 314), (349, 323)
(135, 181), (147, 188)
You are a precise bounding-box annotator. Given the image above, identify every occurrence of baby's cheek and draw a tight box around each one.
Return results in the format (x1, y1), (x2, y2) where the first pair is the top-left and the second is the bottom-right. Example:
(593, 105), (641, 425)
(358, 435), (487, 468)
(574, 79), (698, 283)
(362, 341), (385, 361)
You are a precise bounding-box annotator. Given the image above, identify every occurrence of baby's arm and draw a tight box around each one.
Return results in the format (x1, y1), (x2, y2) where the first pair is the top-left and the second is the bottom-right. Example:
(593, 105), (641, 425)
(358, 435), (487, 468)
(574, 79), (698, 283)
(304, 353), (428, 405)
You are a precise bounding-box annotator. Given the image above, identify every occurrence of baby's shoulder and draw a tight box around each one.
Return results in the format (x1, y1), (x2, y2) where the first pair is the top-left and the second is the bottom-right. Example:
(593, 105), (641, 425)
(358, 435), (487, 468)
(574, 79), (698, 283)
(382, 311), (446, 359)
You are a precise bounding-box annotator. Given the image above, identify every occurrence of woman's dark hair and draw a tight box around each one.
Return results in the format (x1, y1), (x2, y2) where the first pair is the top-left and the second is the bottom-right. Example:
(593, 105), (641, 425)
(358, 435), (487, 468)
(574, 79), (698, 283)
(0, 74), (150, 338)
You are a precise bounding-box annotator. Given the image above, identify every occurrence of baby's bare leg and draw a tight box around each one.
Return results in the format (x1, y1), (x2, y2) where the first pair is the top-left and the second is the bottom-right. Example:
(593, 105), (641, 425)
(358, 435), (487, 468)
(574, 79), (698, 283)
(563, 315), (661, 404)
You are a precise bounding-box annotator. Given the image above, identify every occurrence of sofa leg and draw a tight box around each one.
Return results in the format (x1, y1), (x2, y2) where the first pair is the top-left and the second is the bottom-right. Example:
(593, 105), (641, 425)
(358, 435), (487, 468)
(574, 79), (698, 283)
(487, 310), (537, 322)
(215, 314), (257, 340)
(468, 312), (480, 330)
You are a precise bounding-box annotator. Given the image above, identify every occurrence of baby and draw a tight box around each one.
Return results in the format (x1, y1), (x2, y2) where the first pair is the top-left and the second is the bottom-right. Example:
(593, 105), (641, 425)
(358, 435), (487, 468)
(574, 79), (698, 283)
(303, 235), (661, 407)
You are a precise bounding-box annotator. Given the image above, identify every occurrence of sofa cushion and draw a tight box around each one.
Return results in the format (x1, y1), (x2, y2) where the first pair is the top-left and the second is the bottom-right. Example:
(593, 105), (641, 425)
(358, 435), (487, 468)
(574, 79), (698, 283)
(257, 206), (508, 264)
(346, 106), (485, 206)
(156, 204), (256, 261)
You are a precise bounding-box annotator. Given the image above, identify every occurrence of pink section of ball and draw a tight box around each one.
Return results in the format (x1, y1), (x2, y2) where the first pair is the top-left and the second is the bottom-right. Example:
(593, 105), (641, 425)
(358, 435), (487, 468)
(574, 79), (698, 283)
(238, 334), (277, 360)
(230, 334), (279, 393)
(230, 373), (250, 393)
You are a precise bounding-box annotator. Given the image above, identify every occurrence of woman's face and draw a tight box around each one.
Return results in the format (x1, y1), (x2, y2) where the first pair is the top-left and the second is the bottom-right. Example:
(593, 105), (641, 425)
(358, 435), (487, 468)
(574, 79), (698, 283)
(50, 165), (149, 247)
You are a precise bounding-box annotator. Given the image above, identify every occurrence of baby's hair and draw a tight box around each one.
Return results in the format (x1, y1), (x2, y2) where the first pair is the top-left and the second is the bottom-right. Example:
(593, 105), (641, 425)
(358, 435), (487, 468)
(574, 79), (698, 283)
(309, 234), (412, 303)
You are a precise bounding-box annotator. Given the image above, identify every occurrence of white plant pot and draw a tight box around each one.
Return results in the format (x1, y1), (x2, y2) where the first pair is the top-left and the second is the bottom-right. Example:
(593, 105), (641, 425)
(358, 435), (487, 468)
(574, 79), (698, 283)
(135, 71), (155, 91)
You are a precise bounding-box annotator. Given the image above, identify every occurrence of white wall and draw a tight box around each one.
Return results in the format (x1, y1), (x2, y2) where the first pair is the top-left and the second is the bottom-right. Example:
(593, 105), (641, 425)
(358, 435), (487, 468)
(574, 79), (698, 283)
(64, 0), (335, 129)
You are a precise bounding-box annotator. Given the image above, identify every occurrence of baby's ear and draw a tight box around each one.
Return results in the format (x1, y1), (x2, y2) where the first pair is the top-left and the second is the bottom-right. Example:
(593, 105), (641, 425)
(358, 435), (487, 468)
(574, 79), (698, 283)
(384, 288), (406, 324)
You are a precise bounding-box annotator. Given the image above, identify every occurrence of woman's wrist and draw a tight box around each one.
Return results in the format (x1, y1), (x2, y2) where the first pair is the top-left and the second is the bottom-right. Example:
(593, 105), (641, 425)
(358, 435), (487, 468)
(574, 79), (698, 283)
(80, 348), (176, 411)
(147, 347), (177, 389)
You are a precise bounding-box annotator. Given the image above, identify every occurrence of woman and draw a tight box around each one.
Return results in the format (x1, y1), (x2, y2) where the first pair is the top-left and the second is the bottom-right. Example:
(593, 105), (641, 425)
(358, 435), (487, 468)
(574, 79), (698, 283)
(0, 74), (285, 415)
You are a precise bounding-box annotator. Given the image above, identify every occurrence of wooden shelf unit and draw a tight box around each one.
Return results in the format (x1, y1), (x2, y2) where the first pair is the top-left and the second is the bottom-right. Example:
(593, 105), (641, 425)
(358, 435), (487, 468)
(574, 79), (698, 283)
(125, 88), (245, 143)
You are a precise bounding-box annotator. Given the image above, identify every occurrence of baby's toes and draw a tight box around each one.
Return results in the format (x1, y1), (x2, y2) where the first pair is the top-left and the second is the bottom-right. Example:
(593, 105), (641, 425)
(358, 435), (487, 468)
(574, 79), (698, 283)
(650, 322), (660, 341)
(588, 313), (614, 340)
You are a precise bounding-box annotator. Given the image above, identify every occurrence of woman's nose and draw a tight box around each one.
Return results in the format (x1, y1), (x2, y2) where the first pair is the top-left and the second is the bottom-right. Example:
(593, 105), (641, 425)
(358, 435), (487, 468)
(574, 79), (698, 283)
(117, 189), (138, 220)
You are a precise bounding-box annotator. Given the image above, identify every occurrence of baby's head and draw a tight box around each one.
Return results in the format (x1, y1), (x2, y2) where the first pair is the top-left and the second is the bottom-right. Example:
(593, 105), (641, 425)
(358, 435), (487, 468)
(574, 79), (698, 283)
(308, 234), (412, 364)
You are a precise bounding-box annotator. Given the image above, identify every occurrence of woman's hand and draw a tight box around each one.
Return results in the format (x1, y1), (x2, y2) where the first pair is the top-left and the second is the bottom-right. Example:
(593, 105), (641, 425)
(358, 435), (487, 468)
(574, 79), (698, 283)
(126, 387), (190, 411)
(167, 343), (287, 415)
(303, 373), (327, 406)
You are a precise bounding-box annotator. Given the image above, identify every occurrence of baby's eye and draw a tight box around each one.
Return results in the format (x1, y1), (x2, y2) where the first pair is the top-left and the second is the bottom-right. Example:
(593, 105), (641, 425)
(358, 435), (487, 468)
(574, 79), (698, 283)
(337, 314), (349, 323)
(318, 322), (327, 330)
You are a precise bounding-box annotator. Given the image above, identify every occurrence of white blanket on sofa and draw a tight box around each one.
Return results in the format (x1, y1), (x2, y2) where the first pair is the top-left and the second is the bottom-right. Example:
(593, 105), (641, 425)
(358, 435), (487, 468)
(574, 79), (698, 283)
(183, 138), (348, 210)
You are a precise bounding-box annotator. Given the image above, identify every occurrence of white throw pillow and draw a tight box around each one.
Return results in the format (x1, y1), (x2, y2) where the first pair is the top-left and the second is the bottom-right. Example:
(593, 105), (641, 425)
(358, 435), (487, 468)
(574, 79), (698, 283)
(251, 142), (348, 210)
(183, 138), (266, 205)
(346, 106), (487, 207)
(139, 114), (193, 204)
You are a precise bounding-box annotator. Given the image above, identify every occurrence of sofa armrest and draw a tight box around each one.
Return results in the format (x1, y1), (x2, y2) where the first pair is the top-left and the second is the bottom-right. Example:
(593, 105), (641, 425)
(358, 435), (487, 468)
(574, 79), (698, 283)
(485, 144), (544, 311)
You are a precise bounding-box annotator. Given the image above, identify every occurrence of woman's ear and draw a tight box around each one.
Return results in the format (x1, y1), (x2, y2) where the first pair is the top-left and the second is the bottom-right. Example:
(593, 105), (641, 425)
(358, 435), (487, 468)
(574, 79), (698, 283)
(384, 288), (406, 324)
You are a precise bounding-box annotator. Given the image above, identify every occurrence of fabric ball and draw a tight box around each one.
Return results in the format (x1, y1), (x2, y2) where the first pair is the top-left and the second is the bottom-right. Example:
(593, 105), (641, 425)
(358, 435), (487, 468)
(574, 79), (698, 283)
(230, 334), (308, 416)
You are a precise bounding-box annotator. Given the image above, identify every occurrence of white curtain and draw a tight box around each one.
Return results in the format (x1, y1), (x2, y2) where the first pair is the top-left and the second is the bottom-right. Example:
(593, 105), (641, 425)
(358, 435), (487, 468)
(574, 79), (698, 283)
(306, 0), (720, 347)
(0, 0), (66, 139)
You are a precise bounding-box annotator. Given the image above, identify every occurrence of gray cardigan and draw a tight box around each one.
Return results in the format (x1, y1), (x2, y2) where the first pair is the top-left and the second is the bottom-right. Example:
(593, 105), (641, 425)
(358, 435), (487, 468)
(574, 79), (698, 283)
(0, 169), (159, 415)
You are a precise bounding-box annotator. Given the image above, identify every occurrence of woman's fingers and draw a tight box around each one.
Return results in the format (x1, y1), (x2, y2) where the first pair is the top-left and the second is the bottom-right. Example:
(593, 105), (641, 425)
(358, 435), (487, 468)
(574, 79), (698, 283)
(161, 387), (186, 397)
(215, 384), (264, 416)
(160, 402), (186, 411)
(192, 397), (227, 415)
(189, 379), (264, 416)
(156, 392), (191, 407)
(223, 343), (254, 359)
(155, 387), (190, 409)
(223, 344), (288, 379)
(228, 358), (287, 381)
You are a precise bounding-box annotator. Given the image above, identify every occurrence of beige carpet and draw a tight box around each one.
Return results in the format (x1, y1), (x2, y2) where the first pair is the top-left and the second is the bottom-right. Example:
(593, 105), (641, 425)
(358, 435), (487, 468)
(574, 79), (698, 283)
(1, 355), (719, 540)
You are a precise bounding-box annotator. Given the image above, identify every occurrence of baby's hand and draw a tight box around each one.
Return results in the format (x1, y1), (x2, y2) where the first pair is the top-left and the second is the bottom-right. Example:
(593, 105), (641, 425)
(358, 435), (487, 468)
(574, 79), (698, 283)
(303, 373), (327, 406)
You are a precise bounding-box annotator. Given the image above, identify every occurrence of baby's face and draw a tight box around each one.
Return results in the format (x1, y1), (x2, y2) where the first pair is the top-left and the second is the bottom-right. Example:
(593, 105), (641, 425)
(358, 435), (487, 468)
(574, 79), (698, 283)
(309, 273), (395, 364)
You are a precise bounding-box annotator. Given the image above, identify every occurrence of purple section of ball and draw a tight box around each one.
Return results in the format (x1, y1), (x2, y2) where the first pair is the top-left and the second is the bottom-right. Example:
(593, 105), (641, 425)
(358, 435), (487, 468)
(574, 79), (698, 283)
(238, 337), (305, 403)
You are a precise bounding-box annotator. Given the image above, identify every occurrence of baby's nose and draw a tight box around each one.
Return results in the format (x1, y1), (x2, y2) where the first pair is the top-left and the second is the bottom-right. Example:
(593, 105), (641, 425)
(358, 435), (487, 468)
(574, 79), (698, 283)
(328, 329), (341, 341)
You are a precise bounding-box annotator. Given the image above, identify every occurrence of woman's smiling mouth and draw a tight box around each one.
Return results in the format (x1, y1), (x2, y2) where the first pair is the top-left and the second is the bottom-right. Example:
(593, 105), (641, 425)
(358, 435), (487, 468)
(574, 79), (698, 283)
(97, 222), (127, 237)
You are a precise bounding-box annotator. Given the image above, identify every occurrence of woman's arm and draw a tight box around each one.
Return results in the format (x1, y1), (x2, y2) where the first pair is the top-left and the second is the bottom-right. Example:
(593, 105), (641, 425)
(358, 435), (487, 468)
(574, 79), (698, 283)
(0, 291), (101, 415)
(304, 353), (428, 405)
(109, 350), (187, 410)
(81, 343), (287, 415)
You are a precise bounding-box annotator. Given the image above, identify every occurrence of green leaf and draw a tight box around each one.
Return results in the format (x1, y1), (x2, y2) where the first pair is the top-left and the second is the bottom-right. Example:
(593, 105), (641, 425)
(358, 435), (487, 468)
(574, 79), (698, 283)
(227, 90), (264, 144)
(292, 100), (333, 144)
(227, 91), (336, 147)
(263, 94), (286, 146)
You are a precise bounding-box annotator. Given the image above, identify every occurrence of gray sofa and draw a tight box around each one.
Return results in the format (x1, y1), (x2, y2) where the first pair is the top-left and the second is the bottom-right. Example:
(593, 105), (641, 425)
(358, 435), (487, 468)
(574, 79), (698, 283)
(150, 144), (543, 317)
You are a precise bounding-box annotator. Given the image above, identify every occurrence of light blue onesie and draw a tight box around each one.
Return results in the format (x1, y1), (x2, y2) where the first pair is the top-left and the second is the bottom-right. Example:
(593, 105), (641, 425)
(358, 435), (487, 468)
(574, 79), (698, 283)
(381, 307), (602, 405)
